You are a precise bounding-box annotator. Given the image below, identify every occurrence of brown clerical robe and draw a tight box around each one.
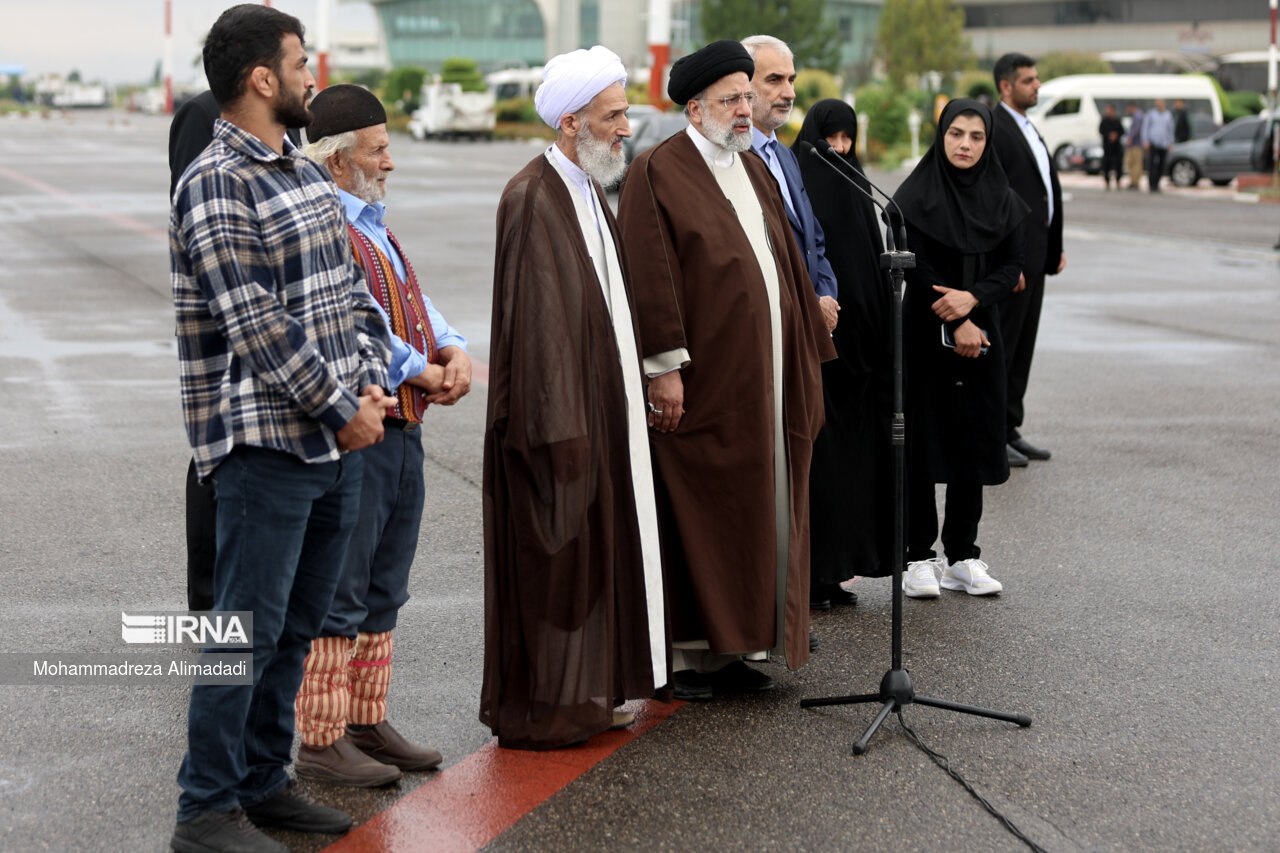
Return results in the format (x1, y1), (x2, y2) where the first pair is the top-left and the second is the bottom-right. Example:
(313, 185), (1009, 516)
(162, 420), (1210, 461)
(481, 153), (659, 750)
(617, 130), (835, 669)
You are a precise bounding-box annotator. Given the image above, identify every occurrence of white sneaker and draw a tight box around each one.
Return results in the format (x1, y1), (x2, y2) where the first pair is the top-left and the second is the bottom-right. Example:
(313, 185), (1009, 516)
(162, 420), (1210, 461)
(903, 558), (943, 598)
(940, 558), (1003, 596)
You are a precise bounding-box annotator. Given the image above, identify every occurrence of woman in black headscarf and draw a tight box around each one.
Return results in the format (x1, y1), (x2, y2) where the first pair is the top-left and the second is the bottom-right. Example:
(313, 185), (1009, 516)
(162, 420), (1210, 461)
(792, 100), (895, 605)
(891, 99), (1029, 599)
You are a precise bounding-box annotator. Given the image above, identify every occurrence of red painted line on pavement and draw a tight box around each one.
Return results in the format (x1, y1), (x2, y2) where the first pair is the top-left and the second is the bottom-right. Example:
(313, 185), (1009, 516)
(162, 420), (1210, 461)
(0, 164), (170, 243)
(470, 359), (488, 387)
(323, 698), (683, 853)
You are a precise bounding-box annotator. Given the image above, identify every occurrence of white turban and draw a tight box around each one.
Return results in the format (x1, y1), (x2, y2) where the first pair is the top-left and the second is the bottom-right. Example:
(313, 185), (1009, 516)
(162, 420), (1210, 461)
(534, 45), (628, 129)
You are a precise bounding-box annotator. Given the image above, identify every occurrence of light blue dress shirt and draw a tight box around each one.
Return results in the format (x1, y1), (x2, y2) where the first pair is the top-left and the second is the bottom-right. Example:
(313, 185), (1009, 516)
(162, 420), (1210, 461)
(338, 189), (467, 391)
(1142, 109), (1175, 149)
(750, 127), (798, 218)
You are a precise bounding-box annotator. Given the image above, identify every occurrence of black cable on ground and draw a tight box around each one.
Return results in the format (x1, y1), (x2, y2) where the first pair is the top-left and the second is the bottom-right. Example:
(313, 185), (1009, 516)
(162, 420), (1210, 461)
(895, 710), (1048, 853)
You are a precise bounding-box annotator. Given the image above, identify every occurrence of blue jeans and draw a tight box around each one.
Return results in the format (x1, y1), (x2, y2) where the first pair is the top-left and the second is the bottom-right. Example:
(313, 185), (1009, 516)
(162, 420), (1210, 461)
(323, 426), (425, 637)
(176, 446), (362, 821)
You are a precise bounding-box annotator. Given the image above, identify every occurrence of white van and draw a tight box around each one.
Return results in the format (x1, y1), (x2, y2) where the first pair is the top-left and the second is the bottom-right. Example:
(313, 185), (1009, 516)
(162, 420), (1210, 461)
(1027, 74), (1223, 168)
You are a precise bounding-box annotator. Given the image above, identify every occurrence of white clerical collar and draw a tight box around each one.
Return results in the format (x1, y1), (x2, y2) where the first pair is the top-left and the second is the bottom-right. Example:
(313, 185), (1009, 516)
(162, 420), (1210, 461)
(686, 124), (736, 169)
(547, 142), (595, 199)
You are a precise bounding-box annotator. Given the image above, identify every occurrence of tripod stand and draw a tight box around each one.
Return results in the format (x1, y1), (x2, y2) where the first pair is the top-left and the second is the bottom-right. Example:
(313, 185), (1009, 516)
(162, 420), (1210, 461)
(800, 248), (1031, 755)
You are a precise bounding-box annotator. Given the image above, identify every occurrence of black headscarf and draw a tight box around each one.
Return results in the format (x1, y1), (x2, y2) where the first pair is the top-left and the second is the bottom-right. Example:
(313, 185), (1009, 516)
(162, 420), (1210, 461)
(792, 99), (889, 375)
(794, 98), (871, 195)
(893, 99), (1027, 255)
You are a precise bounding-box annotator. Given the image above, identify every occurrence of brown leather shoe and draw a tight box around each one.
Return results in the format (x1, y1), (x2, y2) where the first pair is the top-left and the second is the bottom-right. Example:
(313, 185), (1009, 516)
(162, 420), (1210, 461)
(295, 736), (402, 788)
(346, 720), (442, 772)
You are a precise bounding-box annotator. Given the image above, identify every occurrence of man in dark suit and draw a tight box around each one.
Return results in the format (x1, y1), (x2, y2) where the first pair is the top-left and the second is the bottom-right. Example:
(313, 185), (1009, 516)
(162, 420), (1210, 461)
(743, 34), (845, 624)
(991, 52), (1065, 466)
(742, 35), (840, 335)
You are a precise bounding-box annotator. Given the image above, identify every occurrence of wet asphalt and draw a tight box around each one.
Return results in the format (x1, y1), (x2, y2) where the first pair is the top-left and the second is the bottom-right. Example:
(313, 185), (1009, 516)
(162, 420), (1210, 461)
(0, 110), (1277, 852)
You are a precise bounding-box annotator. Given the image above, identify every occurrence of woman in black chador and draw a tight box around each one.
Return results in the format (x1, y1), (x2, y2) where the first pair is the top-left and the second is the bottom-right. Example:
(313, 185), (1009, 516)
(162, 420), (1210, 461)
(891, 99), (1028, 599)
(793, 100), (895, 606)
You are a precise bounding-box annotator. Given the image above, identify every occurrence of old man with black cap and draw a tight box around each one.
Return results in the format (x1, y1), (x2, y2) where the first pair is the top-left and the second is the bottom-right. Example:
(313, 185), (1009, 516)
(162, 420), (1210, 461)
(293, 84), (472, 786)
(616, 40), (834, 700)
(480, 46), (667, 750)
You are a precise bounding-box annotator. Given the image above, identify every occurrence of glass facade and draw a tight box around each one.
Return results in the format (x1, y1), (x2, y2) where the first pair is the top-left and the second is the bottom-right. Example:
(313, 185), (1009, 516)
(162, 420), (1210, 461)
(962, 0), (1263, 28)
(373, 0), (546, 70)
(670, 0), (883, 76)
(580, 0), (600, 47)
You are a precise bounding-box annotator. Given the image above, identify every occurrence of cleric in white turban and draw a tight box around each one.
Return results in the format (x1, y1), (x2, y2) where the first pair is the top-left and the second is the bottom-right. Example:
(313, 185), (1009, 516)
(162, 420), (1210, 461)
(481, 47), (669, 750)
(533, 45), (628, 129)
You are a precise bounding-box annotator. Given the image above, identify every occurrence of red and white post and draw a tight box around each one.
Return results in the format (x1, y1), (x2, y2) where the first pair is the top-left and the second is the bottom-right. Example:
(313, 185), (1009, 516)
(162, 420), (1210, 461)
(647, 0), (670, 108)
(316, 0), (331, 92)
(163, 0), (174, 113)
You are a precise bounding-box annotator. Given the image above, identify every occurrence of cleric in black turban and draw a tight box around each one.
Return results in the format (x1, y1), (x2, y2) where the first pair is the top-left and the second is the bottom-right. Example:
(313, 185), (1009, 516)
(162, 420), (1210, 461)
(306, 84), (387, 144)
(666, 39), (755, 106)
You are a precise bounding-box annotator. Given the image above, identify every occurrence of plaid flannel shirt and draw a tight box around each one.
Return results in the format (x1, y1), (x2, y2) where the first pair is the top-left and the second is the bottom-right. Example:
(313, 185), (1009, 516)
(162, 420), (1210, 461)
(172, 119), (391, 480)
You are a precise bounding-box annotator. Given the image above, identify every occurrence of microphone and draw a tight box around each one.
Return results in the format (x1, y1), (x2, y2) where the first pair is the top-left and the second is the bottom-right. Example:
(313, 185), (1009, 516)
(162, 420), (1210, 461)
(802, 139), (909, 253)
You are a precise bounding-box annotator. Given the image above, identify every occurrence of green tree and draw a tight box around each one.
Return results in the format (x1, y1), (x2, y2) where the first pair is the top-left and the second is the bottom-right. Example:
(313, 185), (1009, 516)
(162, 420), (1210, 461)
(793, 69), (840, 111)
(875, 0), (973, 90)
(383, 66), (427, 114)
(336, 68), (388, 93)
(1035, 51), (1111, 82)
(441, 57), (487, 93)
(700, 0), (842, 74)
(955, 69), (996, 101)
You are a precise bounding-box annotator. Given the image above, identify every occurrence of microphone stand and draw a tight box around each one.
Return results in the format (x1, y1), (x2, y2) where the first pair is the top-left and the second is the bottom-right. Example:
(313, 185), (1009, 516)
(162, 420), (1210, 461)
(797, 143), (1031, 754)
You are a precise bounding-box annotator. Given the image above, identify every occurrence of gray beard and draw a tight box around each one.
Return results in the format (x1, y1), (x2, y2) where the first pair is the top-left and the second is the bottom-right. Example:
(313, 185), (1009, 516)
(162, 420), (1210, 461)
(350, 166), (386, 204)
(702, 111), (753, 153)
(577, 128), (627, 187)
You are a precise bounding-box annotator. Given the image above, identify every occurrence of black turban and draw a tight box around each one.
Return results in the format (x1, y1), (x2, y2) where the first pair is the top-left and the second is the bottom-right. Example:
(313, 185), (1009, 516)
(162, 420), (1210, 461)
(667, 40), (755, 106)
(306, 84), (387, 144)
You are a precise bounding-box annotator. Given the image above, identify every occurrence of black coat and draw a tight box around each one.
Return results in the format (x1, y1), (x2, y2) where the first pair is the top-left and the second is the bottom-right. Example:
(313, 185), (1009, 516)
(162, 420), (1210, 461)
(903, 226), (1023, 485)
(992, 105), (1063, 278)
(794, 109), (895, 581)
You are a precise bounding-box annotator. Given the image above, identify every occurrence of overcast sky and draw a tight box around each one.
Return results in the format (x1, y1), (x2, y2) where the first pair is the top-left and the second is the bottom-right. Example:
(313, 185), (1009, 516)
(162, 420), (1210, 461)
(0, 1), (377, 85)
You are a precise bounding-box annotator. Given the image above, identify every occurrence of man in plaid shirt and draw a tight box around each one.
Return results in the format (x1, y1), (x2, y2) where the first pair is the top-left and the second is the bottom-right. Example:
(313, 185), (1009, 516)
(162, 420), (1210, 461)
(168, 6), (392, 852)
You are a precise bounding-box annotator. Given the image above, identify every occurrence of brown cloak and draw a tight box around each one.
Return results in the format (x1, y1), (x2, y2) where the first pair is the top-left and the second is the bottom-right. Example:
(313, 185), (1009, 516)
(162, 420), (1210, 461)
(481, 154), (657, 749)
(617, 131), (835, 669)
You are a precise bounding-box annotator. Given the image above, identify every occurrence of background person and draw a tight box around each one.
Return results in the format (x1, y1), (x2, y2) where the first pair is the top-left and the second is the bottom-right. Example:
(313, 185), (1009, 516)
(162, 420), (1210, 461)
(1173, 98), (1192, 144)
(742, 34), (840, 337)
(992, 52), (1064, 466)
(295, 84), (470, 786)
(167, 93), (302, 613)
(1143, 98), (1175, 193)
(1123, 102), (1145, 191)
(893, 99), (1029, 599)
(1099, 103), (1125, 190)
(169, 5), (393, 851)
(792, 99), (895, 598)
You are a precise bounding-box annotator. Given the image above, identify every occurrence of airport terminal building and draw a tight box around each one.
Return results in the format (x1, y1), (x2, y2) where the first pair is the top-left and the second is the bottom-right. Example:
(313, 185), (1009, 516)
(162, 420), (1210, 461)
(359, 0), (1270, 86)
(362, 0), (884, 75)
(957, 0), (1267, 66)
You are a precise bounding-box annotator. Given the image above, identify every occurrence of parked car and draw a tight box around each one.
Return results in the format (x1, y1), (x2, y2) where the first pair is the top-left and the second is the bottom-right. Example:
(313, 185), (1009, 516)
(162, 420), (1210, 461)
(624, 111), (689, 164)
(1055, 142), (1103, 174)
(1167, 115), (1265, 187)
